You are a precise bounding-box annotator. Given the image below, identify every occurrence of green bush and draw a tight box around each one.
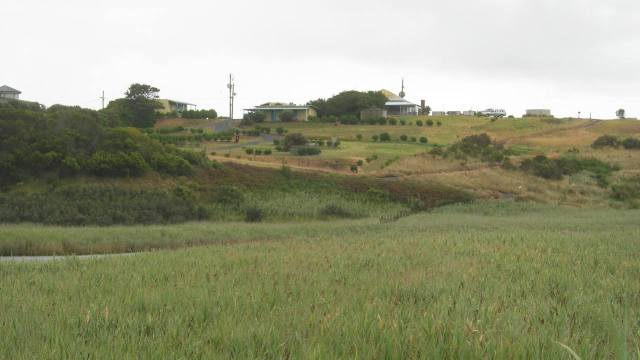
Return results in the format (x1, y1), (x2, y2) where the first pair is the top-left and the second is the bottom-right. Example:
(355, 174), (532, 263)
(264, 149), (272, 155)
(592, 135), (620, 149)
(356, 134), (363, 141)
(356, 160), (364, 166)
(319, 204), (354, 218)
(416, 120), (423, 126)
(372, 134), (379, 142)
(244, 207), (263, 222)
(86, 151), (150, 177)
(283, 133), (308, 150)
(294, 147), (321, 156)
(388, 119), (397, 125)
(0, 185), (205, 226)
(400, 120), (406, 126)
(622, 137), (640, 149)
(426, 119), (434, 127)
(400, 135), (408, 141)
(436, 121), (442, 127)
(213, 185), (244, 207)
(419, 137), (428, 144)
(245, 148), (254, 155)
(379, 133), (391, 142)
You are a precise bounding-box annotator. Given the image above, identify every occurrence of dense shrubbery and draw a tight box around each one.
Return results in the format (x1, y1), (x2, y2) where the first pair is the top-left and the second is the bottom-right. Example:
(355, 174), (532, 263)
(441, 133), (508, 164)
(0, 186), (206, 226)
(181, 109), (217, 119)
(520, 155), (618, 186)
(308, 91), (387, 117)
(0, 103), (211, 184)
(592, 134), (640, 150)
(293, 146), (322, 156)
(611, 176), (640, 202)
(592, 135), (620, 148)
(283, 133), (308, 150)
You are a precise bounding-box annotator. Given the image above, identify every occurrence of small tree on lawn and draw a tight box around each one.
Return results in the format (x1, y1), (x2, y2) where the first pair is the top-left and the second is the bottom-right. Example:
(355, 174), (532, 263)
(616, 109), (626, 119)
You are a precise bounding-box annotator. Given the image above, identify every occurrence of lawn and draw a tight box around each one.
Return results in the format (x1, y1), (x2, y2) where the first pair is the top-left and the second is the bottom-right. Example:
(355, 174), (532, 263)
(1, 201), (639, 358)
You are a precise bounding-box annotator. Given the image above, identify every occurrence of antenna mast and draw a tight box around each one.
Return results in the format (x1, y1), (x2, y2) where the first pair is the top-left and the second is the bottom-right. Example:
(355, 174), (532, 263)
(100, 90), (105, 109)
(227, 74), (236, 120)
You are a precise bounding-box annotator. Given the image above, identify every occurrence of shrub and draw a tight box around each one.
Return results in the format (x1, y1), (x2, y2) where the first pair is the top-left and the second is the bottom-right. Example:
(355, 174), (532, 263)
(86, 151), (150, 177)
(317, 139), (325, 146)
(376, 117), (387, 125)
(278, 111), (296, 122)
(379, 133), (391, 142)
(372, 134), (379, 142)
(426, 119), (434, 127)
(400, 120), (406, 126)
(622, 137), (640, 149)
(254, 149), (263, 155)
(611, 176), (640, 201)
(350, 165), (358, 173)
(294, 146), (321, 156)
(244, 207), (263, 222)
(273, 139), (280, 146)
(356, 160), (364, 166)
(388, 119), (397, 125)
(419, 137), (428, 144)
(213, 185), (244, 207)
(356, 134), (363, 141)
(400, 134), (408, 141)
(245, 148), (254, 155)
(436, 121), (442, 127)
(319, 204), (354, 218)
(150, 153), (193, 176)
(592, 135), (620, 149)
(283, 133), (308, 150)
(276, 127), (285, 135)
(416, 120), (423, 126)
(263, 149), (272, 155)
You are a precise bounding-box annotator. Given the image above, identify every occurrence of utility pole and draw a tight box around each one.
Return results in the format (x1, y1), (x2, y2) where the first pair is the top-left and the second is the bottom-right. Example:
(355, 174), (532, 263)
(227, 74), (236, 120)
(100, 90), (105, 110)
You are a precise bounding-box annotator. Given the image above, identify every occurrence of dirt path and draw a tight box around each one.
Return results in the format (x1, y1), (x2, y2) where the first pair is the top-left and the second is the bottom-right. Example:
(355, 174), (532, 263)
(0, 253), (137, 263)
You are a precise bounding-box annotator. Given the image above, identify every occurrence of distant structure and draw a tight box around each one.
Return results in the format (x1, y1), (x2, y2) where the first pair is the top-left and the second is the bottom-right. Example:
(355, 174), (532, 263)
(157, 99), (196, 115)
(525, 109), (552, 117)
(447, 111), (462, 116)
(463, 110), (476, 116)
(480, 109), (507, 117)
(245, 103), (317, 122)
(432, 111), (446, 116)
(381, 82), (419, 116)
(0, 85), (21, 100)
(361, 108), (388, 121)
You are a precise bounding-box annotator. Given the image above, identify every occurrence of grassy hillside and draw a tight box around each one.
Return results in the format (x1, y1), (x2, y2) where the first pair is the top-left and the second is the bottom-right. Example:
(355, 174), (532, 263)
(1, 202), (639, 358)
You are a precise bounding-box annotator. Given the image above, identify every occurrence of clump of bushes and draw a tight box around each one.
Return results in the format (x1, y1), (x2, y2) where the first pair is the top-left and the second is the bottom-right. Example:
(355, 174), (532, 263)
(379, 133), (391, 142)
(0, 185), (207, 226)
(592, 135), (640, 150)
(611, 176), (640, 203)
(419, 137), (428, 144)
(294, 146), (322, 156)
(520, 155), (618, 186)
(244, 207), (263, 222)
(319, 204), (354, 218)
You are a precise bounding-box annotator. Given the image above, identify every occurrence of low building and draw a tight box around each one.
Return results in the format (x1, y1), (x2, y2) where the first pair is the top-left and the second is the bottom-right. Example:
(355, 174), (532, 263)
(463, 110), (476, 116)
(447, 111), (462, 116)
(245, 103), (317, 122)
(525, 109), (552, 117)
(432, 111), (446, 116)
(0, 85), (21, 100)
(360, 108), (387, 120)
(157, 99), (196, 114)
(381, 89), (419, 116)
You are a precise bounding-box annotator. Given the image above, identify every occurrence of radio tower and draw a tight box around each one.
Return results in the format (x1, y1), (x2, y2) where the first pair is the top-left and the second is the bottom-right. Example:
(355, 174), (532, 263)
(227, 74), (236, 120)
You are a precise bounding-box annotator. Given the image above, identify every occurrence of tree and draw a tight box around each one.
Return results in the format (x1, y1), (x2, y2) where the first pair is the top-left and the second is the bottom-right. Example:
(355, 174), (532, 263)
(308, 90), (387, 117)
(125, 84), (160, 100)
(616, 109), (626, 119)
(103, 84), (162, 128)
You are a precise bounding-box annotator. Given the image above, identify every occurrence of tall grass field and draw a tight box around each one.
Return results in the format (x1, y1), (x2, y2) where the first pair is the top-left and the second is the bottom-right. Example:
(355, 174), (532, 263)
(1, 201), (639, 358)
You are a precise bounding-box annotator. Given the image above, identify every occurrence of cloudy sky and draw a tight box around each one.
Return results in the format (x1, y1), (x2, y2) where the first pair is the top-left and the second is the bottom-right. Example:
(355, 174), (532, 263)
(3, 0), (639, 119)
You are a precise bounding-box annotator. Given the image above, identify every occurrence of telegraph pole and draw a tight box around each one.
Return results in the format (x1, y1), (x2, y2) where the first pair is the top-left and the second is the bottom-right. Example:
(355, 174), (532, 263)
(100, 90), (105, 109)
(227, 74), (236, 120)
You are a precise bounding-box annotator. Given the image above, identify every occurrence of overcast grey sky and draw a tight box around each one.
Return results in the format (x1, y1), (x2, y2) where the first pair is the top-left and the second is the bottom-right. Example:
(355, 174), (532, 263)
(3, 0), (639, 118)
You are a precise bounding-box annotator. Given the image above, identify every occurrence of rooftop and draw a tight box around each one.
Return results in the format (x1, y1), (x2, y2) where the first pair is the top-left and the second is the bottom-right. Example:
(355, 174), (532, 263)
(246, 103), (316, 111)
(0, 85), (21, 94)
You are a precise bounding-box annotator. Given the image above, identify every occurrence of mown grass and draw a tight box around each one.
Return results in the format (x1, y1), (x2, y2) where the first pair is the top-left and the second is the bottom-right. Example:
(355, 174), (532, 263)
(1, 201), (639, 358)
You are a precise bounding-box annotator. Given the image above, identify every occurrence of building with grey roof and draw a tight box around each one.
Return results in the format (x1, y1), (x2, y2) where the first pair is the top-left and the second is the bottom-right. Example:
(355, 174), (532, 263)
(0, 85), (21, 100)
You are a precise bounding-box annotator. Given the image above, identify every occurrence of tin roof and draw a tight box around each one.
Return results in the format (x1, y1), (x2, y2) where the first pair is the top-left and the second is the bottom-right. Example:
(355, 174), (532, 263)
(0, 85), (21, 94)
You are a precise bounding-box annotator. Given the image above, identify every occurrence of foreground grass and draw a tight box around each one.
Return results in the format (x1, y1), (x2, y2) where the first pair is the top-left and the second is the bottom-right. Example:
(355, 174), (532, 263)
(1, 201), (639, 358)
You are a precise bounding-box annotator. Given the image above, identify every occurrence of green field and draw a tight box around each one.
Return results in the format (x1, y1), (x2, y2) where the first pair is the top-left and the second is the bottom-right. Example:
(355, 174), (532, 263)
(2, 202), (639, 358)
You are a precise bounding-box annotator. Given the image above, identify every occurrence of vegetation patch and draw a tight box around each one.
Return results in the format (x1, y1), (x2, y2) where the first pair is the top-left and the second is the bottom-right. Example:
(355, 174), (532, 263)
(520, 155), (618, 186)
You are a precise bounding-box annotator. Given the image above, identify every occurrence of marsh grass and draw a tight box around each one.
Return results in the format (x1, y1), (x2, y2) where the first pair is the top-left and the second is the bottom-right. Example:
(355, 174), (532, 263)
(1, 202), (639, 358)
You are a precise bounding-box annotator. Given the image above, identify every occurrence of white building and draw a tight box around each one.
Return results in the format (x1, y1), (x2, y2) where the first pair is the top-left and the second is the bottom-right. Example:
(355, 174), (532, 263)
(525, 109), (552, 117)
